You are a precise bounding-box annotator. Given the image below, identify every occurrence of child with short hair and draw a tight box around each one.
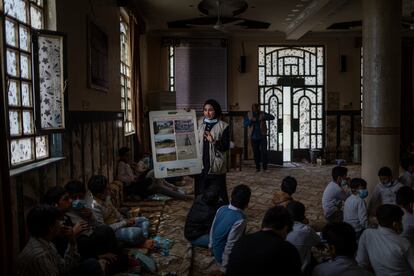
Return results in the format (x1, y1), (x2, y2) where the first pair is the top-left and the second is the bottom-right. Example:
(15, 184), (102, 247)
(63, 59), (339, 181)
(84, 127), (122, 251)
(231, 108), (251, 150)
(313, 222), (372, 276)
(343, 178), (368, 238)
(322, 166), (350, 222)
(210, 184), (251, 273)
(368, 166), (403, 214)
(286, 200), (321, 273)
(399, 155), (414, 188)
(88, 175), (153, 249)
(272, 176), (297, 207)
(396, 186), (414, 246)
(357, 204), (414, 275)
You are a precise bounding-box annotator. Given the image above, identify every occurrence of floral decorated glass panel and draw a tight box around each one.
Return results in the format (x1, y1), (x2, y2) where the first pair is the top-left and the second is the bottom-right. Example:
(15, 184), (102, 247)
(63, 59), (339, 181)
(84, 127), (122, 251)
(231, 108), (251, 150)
(5, 19), (18, 47)
(36, 34), (65, 129)
(21, 82), (32, 107)
(9, 110), (21, 136)
(7, 49), (18, 76)
(22, 110), (33, 134)
(30, 5), (43, 29)
(19, 25), (31, 52)
(20, 53), (31, 79)
(5, 0), (27, 23)
(10, 138), (34, 165)
(8, 79), (20, 106)
(35, 136), (48, 159)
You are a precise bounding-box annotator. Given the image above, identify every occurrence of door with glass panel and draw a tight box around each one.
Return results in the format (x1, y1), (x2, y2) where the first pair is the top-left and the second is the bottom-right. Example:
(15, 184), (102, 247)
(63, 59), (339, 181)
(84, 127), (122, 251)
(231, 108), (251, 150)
(258, 46), (324, 163)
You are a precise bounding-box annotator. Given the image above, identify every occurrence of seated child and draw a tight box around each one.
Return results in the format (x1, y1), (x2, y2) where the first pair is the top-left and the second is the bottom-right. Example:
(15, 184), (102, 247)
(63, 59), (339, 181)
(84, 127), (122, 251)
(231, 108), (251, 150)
(313, 222), (372, 276)
(322, 166), (350, 222)
(396, 186), (414, 246)
(343, 178), (368, 238)
(272, 176), (297, 207)
(357, 204), (414, 275)
(88, 175), (154, 249)
(398, 155), (414, 189)
(286, 200), (321, 273)
(184, 185), (221, 248)
(117, 147), (190, 200)
(368, 166), (403, 215)
(210, 185), (251, 273)
(65, 180), (130, 274)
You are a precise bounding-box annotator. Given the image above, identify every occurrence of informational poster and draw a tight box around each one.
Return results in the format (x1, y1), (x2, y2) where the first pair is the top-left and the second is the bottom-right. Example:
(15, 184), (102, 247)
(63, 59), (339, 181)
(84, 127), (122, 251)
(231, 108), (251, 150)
(149, 110), (202, 178)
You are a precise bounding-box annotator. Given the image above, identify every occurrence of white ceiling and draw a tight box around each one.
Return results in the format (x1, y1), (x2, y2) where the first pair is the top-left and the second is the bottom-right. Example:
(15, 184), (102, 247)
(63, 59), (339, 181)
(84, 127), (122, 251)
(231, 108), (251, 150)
(133, 0), (414, 39)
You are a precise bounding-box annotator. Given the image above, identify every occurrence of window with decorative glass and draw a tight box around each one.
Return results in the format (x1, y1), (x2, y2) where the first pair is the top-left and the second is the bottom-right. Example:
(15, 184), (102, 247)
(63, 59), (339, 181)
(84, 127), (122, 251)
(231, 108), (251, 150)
(120, 13), (134, 135)
(168, 45), (174, 92)
(4, 0), (66, 168)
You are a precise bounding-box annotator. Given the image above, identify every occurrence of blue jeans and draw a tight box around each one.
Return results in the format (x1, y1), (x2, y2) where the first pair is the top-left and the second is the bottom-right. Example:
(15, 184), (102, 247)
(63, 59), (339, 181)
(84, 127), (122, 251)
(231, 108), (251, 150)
(115, 217), (150, 246)
(190, 234), (209, 248)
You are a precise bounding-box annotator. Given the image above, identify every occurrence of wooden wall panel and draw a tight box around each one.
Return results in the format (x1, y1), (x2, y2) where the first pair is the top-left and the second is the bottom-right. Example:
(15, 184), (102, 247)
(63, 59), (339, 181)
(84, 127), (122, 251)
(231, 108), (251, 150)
(100, 121), (108, 180)
(92, 123), (101, 175)
(83, 123), (93, 185)
(71, 125), (83, 181)
(107, 121), (114, 182)
(57, 132), (72, 186)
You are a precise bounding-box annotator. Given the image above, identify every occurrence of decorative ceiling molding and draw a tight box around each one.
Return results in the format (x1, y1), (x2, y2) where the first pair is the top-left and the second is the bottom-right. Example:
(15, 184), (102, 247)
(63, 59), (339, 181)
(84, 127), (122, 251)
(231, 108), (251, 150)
(285, 0), (348, 40)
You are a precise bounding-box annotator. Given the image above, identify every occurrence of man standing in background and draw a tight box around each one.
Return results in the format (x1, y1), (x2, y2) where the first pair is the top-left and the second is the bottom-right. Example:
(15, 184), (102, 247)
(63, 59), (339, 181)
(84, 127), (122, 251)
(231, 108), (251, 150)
(244, 103), (275, 172)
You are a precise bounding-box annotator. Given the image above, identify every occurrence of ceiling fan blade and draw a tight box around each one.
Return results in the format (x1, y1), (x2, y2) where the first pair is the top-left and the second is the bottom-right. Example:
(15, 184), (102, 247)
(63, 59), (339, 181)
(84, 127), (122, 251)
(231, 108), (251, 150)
(222, 19), (244, 26)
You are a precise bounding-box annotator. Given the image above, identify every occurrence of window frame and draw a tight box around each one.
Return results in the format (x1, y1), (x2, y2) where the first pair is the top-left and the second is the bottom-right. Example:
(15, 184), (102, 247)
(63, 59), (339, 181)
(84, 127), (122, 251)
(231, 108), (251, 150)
(3, 0), (66, 169)
(119, 9), (135, 136)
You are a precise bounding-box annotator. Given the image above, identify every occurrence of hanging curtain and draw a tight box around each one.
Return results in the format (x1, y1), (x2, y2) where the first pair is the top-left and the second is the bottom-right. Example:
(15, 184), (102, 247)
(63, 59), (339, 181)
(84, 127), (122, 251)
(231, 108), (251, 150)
(129, 12), (145, 158)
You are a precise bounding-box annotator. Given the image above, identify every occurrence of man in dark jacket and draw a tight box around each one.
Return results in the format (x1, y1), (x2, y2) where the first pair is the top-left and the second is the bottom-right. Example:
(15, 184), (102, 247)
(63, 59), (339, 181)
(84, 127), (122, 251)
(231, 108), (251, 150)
(184, 185), (221, 247)
(226, 206), (302, 276)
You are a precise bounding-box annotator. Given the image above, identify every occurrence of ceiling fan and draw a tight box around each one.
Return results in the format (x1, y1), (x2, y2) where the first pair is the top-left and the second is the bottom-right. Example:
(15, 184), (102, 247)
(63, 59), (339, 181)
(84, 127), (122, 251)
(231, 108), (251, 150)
(167, 0), (270, 32)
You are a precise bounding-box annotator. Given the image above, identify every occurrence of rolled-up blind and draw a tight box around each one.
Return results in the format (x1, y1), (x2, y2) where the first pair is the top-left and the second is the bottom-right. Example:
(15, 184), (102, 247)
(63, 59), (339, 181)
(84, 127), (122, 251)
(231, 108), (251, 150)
(174, 39), (227, 112)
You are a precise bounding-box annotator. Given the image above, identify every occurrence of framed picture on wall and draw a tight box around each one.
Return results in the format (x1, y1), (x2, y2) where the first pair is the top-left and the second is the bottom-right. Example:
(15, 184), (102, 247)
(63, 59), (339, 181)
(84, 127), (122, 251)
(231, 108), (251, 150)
(87, 19), (109, 92)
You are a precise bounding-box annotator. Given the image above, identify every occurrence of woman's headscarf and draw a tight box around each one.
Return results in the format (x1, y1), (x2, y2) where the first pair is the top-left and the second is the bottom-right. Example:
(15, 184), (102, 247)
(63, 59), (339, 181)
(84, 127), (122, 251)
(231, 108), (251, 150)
(203, 99), (222, 118)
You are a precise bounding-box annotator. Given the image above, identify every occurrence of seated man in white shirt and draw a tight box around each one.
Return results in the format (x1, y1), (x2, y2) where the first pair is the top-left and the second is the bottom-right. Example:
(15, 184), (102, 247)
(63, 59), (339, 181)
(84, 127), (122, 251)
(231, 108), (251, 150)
(368, 167), (403, 215)
(313, 222), (372, 276)
(286, 200), (321, 273)
(398, 155), (414, 188)
(343, 178), (368, 238)
(356, 204), (414, 276)
(322, 166), (350, 222)
(396, 186), (414, 246)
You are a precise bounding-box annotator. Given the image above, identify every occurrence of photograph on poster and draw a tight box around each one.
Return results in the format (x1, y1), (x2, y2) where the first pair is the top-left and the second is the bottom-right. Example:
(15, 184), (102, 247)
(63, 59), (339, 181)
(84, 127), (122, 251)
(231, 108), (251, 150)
(174, 119), (194, 133)
(156, 147), (177, 162)
(167, 167), (190, 175)
(153, 120), (174, 135)
(176, 133), (196, 160)
(154, 134), (176, 148)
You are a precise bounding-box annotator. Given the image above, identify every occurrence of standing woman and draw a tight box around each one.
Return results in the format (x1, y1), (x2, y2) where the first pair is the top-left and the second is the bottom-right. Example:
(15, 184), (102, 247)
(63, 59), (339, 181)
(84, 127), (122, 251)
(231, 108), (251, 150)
(195, 99), (230, 204)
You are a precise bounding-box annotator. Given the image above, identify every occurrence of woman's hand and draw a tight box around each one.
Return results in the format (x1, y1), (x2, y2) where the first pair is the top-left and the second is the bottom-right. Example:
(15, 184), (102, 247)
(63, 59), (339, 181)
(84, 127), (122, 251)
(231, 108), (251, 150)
(204, 131), (215, 143)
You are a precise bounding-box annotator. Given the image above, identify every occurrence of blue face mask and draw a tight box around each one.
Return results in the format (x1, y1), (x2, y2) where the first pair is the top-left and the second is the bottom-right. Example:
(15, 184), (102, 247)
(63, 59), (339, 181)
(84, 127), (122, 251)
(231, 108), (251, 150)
(341, 180), (348, 188)
(204, 118), (218, 124)
(358, 189), (368, 199)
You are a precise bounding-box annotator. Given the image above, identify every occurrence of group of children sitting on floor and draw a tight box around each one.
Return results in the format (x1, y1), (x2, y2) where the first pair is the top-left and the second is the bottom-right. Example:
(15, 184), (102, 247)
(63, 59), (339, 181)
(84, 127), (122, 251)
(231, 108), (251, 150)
(15, 146), (193, 276)
(184, 155), (414, 276)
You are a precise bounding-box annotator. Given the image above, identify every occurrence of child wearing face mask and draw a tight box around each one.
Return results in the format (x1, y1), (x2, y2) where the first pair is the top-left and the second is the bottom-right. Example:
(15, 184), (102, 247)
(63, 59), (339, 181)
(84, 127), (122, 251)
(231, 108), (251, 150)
(343, 178), (369, 239)
(356, 204), (414, 275)
(368, 167), (403, 216)
(322, 166), (351, 223)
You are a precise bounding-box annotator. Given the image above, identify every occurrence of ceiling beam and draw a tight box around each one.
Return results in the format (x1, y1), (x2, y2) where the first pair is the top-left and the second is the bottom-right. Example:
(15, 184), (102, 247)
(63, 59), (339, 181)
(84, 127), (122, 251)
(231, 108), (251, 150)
(285, 0), (348, 40)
